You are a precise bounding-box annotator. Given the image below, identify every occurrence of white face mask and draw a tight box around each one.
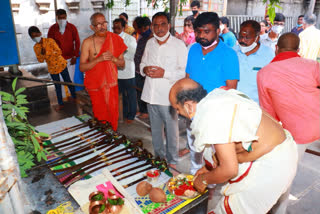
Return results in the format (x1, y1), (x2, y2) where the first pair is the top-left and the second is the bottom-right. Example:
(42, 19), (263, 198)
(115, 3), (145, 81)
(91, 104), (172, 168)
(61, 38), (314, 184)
(271, 25), (284, 34)
(57, 19), (67, 34)
(239, 37), (258, 53)
(220, 24), (225, 33)
(32, 37), (41, 43)
(153, 31), (170, 42)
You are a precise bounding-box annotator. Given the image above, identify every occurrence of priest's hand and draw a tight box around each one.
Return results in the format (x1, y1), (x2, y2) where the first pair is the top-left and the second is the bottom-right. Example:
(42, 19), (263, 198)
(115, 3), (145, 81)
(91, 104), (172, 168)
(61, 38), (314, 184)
(98, 51), (113, 62)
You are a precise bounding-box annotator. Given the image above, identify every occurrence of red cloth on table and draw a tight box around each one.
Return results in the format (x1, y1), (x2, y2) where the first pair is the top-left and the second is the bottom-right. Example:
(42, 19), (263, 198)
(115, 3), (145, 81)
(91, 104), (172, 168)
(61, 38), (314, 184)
(84, 32), (127, 131)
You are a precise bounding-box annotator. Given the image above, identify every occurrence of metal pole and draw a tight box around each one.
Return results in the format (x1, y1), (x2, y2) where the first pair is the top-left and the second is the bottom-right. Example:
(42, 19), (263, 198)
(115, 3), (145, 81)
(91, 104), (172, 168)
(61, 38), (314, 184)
(169, 0), (177, 34)
(54, 0), (57, 22)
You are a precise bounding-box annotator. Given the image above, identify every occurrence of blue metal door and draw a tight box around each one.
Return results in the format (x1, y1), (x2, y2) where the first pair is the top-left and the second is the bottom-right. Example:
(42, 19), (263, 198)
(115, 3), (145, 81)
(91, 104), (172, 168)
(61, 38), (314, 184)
(0, 0), (20, 66)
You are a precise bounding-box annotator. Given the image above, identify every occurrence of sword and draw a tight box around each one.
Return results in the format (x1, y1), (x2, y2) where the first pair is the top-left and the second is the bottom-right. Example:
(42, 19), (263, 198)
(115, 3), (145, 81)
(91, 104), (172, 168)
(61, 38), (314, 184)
(122, 176), (147, 189)
(116, 166), (154, 182)
(56, 141), (143, 177)
(47, 131), (104, 152)
(45, 128), (98, 147)
(62, 144), (144, 186)
(47, 135), (110, 162)
(51, 123), (89, 138)
(48, 136), (111, 167)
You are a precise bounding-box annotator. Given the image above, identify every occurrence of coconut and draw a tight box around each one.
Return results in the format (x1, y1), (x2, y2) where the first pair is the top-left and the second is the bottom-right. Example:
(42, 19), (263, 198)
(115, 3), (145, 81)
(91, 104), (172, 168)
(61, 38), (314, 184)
(136, 181), (153, 196)
(149, 188), (166, 203)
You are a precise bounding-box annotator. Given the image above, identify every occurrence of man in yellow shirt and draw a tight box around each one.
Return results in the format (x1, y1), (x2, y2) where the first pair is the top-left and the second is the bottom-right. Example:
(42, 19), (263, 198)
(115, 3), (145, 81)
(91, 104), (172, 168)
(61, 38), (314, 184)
(28, 26), (76, 110)
(299, 13), (320, 61)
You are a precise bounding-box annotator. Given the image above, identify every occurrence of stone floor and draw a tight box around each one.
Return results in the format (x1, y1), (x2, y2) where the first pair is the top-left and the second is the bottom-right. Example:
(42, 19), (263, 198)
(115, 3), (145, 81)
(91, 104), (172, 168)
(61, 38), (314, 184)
(23, 85), (320, 214)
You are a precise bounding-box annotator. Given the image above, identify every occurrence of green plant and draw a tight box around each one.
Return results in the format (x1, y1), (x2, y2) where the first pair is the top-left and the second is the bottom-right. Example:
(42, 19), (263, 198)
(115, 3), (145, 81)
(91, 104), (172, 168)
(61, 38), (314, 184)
(263, 0), (282, 24)
(107, 197), (124, 206)
(0, 78), (48, 177)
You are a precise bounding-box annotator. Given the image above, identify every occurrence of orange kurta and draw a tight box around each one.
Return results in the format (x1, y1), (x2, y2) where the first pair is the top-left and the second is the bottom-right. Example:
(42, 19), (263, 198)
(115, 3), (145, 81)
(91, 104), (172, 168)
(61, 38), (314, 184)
(84, 32), (127, 130)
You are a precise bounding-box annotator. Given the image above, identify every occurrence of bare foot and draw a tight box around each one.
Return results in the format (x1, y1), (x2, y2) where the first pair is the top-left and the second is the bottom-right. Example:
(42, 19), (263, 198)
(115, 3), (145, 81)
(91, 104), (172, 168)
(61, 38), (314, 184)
(169, 164), (177, 170)
(179, 148), (190, 157)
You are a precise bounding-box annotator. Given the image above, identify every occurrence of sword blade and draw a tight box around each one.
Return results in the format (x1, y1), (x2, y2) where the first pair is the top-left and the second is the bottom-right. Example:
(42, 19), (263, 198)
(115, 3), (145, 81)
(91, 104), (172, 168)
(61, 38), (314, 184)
(123, 176), (147, 189)
(117, 166), (154, 182)
(47, 131), (103, 152)
(45, 128), (97, 147)
(112, 162), (149, 177)
(51, 122), (89, 137)
(64, 155), (137, 188)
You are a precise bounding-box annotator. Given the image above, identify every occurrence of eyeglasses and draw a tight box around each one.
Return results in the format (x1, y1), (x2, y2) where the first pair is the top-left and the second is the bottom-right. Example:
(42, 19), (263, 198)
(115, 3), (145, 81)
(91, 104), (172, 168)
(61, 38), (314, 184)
(184, 24), (192, 27)
(93, 21), (108, 28)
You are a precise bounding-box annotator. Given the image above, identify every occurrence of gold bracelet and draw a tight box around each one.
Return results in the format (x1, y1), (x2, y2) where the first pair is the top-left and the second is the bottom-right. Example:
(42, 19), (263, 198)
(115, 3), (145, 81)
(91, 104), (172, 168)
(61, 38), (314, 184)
(113, 57), (118, 63)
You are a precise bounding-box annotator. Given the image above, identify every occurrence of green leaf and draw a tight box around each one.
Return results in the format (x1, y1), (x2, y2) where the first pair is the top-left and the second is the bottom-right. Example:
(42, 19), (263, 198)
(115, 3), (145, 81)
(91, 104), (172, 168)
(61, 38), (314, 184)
(12, 78), (18, 91)
(14, 87), (26, 96)
(0, 91), (14, 102)
(107, 198), (117, 205)
(2, 103), (15, 110)
(99, 204), (106, 213)
(41, 151), (47, 161)
(117, 198), (124, 205)
(36, 132), (50, 138)
(31, 135), (40, 153)
(36, 152), (42, 162)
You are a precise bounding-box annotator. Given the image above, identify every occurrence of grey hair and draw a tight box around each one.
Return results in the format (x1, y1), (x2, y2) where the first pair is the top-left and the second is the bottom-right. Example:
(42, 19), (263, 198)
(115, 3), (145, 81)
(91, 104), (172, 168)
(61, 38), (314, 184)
(303, 13), (317, 25)
(90, 12), (105, 25)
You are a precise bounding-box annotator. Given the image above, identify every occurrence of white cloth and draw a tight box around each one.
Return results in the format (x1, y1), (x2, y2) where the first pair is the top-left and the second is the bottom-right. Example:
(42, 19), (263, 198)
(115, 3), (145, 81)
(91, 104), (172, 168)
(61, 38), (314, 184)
(213, 130), (298, 214)
(118, 32), (137, 79)
(299, 25), (320, 60)
(59, 58), (75, 99)
(260, 33), (278, 52)
(140, 35), (187, 106)
(191, 89), (261, 153)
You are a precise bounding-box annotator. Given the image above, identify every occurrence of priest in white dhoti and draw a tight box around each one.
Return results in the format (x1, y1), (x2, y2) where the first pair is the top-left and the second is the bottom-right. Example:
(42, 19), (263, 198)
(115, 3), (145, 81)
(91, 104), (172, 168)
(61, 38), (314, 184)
(169, 78), (298, 214)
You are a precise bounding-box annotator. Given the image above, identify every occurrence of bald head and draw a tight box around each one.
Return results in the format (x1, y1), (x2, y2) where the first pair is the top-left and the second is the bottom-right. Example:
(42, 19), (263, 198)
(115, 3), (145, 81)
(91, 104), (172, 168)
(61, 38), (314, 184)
(169, 78), (207, 106)
(277, 32), (300, 53)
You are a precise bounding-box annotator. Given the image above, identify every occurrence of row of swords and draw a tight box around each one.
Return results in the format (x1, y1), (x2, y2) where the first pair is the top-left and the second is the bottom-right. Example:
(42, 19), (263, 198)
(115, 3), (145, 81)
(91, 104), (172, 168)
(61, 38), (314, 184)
(42, 119), (171, 188)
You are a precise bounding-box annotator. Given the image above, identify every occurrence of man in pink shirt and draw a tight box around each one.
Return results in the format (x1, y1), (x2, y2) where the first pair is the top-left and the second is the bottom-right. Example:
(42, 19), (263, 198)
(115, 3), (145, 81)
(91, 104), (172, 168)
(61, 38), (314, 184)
(258, 32), (320, 161)
(258, 32), (320, 214)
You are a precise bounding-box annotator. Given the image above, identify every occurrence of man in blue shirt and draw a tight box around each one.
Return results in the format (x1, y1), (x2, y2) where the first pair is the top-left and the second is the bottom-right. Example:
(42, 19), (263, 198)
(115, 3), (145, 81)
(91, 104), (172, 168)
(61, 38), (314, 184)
(220, 17), (237, 48)
(235, 20), (274, 104)
(185, 12), (239, 175)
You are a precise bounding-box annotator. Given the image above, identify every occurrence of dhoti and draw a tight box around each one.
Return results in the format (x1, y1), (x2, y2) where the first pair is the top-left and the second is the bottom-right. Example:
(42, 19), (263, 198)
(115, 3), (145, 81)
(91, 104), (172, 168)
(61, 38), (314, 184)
(213, 130), (298, 214)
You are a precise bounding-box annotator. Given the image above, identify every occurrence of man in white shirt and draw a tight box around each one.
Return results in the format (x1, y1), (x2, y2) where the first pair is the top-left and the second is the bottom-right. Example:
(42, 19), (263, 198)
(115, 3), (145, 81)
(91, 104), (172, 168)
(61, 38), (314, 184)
(113, 18), (137, 123)
(140, 12), (187, 168)
(299, 13), (320, 60)
(260, 13), (285, 52)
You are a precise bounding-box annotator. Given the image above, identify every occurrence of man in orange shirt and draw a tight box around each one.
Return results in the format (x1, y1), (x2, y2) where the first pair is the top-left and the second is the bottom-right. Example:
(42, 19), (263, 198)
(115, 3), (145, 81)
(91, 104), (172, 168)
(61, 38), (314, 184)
(80, 13), (127, 131)
(28, 26), (76, 110)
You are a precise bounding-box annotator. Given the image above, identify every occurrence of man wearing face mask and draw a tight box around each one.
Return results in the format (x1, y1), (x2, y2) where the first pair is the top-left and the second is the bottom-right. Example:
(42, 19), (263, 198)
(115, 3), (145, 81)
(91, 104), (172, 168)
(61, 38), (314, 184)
(80, 13), (127, 131)
(28, 26), (76, 110)
(220, 17), (237, 48)
(291, 15), (304, 35)
(234, 20), (274, 104)
(140, 12), (187, 169)
(190, 1), (200, 19)
(113, 18), (137, 124)
(260, 13), (285, 52)
(185, 12), (239, 175)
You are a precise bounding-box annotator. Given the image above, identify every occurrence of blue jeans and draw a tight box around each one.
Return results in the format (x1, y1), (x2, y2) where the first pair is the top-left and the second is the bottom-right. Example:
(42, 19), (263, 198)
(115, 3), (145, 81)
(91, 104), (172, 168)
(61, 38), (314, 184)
(118, 78), (137, 120)
(50, 67), (76, 105)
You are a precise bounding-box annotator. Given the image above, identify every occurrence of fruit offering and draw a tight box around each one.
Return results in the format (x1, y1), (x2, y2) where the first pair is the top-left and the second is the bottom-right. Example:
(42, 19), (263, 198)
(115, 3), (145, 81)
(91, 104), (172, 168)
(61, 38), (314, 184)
(167, 174), (198, 199)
